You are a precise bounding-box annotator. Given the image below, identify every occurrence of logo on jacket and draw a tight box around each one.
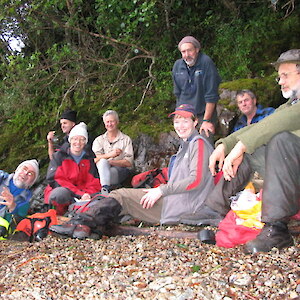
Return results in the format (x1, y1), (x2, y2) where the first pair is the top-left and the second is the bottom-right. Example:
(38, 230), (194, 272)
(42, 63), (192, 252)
(195, 70), (203, 76)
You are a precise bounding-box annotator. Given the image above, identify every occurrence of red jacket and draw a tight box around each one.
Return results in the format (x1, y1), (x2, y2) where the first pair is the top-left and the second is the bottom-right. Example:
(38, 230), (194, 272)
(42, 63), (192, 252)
(44, 144), (101, 204)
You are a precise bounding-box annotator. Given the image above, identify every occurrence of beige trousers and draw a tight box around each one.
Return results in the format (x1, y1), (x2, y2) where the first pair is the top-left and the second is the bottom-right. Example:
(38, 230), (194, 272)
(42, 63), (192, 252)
(109, 188), (163, 224)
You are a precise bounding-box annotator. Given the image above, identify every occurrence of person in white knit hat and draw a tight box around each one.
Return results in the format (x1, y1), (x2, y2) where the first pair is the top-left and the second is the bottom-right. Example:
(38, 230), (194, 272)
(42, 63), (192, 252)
(0, 159), (39, 224)
(44, 122), (101, 215)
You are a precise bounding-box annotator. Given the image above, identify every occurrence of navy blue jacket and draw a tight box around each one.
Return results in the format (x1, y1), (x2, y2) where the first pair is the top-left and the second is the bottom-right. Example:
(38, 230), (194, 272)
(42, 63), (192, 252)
(232, 104), (275, 132)
(172, 52), (221, 117)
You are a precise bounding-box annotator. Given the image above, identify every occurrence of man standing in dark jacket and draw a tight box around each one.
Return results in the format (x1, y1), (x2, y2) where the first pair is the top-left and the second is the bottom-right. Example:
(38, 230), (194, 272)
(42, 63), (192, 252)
(172, 36), (221, 143)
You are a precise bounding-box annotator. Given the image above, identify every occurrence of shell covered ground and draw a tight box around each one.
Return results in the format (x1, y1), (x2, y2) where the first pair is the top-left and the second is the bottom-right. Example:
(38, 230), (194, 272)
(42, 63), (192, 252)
(0, 224), (299, 300)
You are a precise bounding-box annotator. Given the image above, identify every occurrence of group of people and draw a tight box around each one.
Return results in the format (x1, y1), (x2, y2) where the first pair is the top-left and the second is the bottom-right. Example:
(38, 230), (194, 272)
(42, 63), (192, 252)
(50, 40), (299, 255)
(1, 35), (299, 255)
(44, 109), (134, 216)
(0, 108), (134, 236)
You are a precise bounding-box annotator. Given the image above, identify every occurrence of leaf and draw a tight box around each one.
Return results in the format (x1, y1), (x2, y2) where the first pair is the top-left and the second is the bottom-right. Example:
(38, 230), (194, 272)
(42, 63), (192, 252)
(191, 265), (201, 272)
(176, 243), (188, 249)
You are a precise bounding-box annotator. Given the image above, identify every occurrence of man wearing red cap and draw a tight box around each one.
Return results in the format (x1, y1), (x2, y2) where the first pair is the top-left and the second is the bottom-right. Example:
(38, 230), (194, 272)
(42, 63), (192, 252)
(172, 36), (221, 144)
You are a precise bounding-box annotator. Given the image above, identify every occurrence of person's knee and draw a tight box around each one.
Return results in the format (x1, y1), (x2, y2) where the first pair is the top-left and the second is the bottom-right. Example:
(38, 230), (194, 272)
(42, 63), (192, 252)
(97, 158), (110, 168)
(269, 131), (293, 146)
(49, 187), (72, 204)
(109, 189), (123, 203)
(267, 131), (299, 157)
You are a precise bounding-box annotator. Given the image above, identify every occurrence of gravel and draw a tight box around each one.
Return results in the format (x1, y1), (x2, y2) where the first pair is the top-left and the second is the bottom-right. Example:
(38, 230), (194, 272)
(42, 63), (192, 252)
(0, 224), (299, 300)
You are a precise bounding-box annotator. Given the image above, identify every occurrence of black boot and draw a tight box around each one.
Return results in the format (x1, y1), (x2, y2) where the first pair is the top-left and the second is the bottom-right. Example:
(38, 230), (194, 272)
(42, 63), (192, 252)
(244, 221), (294, 254)
(50, 213), (96, 239)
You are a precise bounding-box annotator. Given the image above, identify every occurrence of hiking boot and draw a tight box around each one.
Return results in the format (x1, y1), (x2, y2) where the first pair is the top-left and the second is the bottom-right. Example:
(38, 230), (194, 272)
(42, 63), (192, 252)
(72, 224), (91, 239)
(244, 221), (294, 254)
(180, 205), (224, 227)
(49, 224), (76, 237)
(50, 223), (92, 239)
(101, 185), (111, 196)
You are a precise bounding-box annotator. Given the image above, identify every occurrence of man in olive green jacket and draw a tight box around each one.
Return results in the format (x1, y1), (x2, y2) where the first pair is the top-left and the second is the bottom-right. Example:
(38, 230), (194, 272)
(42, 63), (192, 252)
(200, 49), (300, 254)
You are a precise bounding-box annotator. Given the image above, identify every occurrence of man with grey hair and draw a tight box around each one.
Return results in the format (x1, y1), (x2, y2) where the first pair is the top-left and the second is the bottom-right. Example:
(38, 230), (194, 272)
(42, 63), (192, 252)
(172, 36), (221, 143)
(0, 159), (39, 223)
(232, 89), (275, 132)
(197, 49), (300, 254)
(92, 110), (134, 194)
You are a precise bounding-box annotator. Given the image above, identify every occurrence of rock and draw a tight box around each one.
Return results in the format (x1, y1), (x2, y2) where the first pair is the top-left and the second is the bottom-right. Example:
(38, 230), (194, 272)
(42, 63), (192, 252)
(29, 181), (48, 214)
(132, 132), (180, 173)
(229, 273), (252, 286)
(216, 106), (237, 137)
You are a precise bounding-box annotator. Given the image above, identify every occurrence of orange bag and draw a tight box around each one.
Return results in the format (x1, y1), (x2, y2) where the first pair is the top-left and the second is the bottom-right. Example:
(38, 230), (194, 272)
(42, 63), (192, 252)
(16, 209), (57, 242)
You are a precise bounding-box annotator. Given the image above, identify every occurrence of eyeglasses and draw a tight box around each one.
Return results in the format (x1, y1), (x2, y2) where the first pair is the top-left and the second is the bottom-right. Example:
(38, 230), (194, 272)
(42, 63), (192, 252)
(71, 137), (86, 143)
(275, 70), (299, 83)
(19, 166), (35, 177)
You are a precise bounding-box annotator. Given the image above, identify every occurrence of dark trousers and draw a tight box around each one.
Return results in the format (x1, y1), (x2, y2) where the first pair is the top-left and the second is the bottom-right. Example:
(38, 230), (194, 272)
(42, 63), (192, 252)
(207, 132), (300, 223)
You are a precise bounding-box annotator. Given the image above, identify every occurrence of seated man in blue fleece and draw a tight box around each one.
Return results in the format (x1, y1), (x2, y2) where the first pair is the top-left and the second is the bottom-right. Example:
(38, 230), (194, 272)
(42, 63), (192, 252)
(0, 159), (39, 223)
(232, 89), (274, 132)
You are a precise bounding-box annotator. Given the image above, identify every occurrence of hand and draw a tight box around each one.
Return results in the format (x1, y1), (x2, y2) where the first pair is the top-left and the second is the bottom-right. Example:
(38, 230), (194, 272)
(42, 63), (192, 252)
(140, 188), (162, 209)
(80, 193), (91, 201)
(222, 141), (246, 181)
(199, 121), (215, 137)
(0, 187), (16, 212)
(47, 131), (55, 142)
(110, 148), (122, 158)
(209, 144), (225, 176)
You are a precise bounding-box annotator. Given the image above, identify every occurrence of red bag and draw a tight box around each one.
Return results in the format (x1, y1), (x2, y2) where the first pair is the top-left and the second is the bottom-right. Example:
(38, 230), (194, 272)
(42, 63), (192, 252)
(68, 194), (106, 214)
(216, 210), (261, 248)
(291, 197), (300, 220)
(131, 168), (168, 188)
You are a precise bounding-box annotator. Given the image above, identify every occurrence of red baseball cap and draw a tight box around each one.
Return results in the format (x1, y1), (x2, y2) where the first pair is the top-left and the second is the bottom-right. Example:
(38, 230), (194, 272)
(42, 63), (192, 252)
(168, 104), (196, 118)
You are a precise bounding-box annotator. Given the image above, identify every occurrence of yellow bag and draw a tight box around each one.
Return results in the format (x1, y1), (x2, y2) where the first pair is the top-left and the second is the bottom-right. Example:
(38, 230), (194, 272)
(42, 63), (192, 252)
(231, 183), (264, 229)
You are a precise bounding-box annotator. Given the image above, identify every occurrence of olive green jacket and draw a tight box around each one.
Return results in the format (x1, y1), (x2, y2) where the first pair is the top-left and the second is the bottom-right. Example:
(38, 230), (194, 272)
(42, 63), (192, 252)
(216, 98), (300, 154)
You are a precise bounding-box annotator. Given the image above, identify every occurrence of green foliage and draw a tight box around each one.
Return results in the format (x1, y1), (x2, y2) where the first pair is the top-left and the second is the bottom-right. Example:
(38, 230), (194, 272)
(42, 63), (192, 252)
(94, 0), (158, 41)
(0, 0), (299, 170)
(220, 75), (282, 109)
